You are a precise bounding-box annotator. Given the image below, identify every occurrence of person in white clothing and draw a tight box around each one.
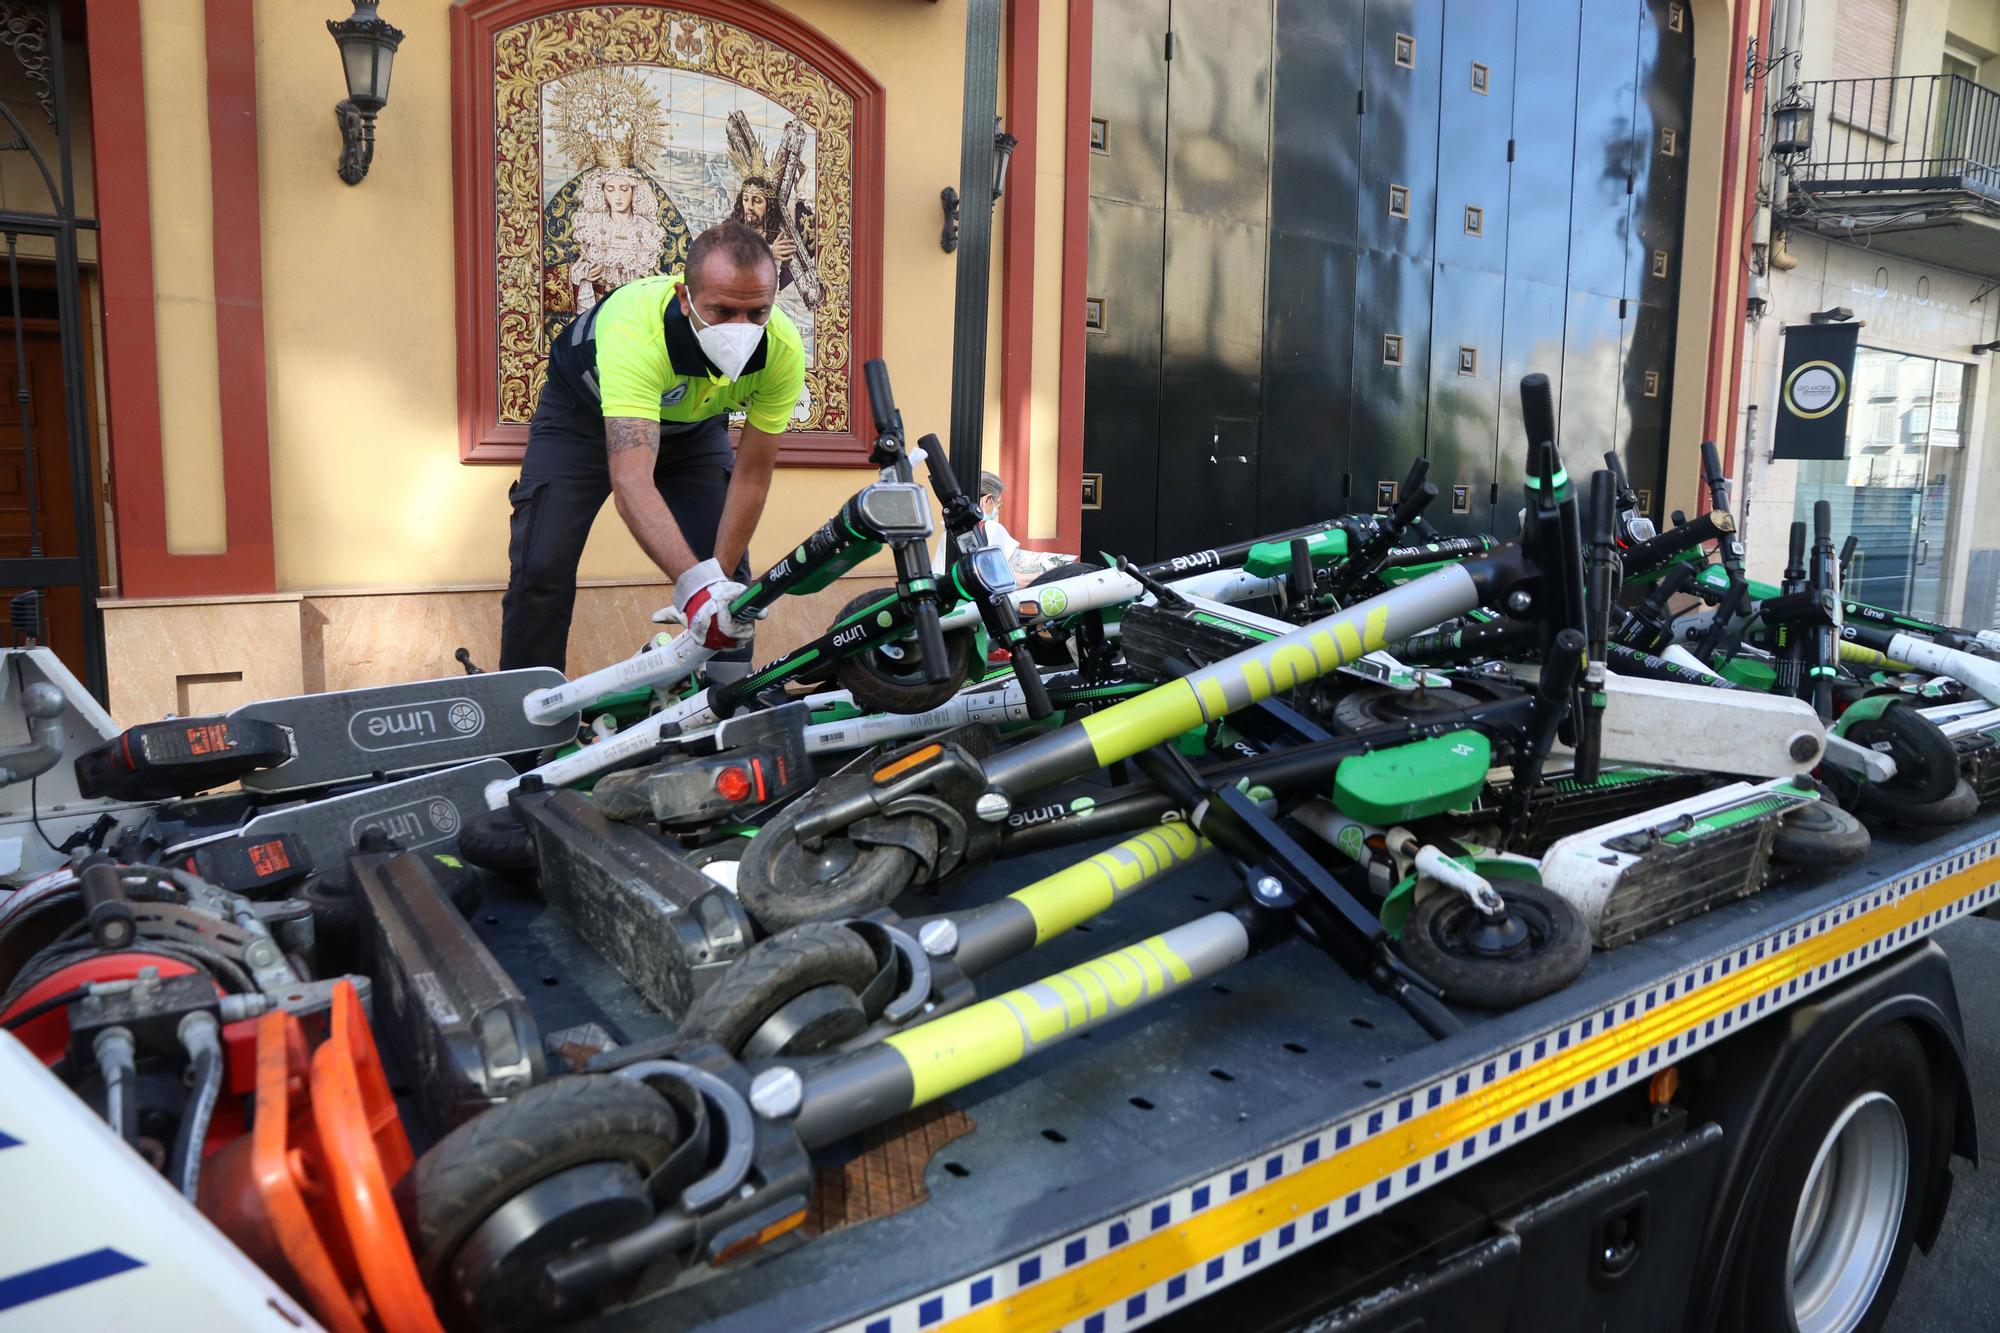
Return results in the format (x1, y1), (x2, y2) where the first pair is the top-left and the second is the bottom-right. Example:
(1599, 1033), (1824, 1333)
(939, 470), (1069, 581)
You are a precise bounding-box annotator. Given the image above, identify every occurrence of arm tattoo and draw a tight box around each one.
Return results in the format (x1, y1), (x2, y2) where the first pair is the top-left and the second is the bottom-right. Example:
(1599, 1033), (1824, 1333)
(605, 417), (660, 460)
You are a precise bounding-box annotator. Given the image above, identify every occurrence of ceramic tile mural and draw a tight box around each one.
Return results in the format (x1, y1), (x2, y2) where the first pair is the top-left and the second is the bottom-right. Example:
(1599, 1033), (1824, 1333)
(492, 6), (855, 432)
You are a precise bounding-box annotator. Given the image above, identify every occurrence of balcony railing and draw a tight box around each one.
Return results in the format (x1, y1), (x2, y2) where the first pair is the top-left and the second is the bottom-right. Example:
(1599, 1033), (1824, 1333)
(1793, 73), (2000, 201)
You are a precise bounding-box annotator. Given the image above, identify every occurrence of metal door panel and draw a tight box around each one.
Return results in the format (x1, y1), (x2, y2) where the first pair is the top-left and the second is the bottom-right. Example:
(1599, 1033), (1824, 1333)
(1350, 249), (1434, 506)
(1505, 0), (1583, 288)
(1162, 211), (1268, 385)
(1615, 301), (1675, 519)
(1164, 0), (1275, 226)
(1260, 229), (1357, 531)
(1434, 0), (1515, 273)
(1425, 266), (1505, 534)
(1090, 0), (1171, 208)
(1630, 0), (1694, 307)
(1358, 0), (1445, 259)
(1158, 210), (1268, 558)
(1278, 0), (1358, 42)
(1559, 290), (1622, 467)
(1567, 0), (1638, 299)
(1081, 196), (1167, 561)
(1271, 10), (1364, 247)
(1494, 278), (1570, 520)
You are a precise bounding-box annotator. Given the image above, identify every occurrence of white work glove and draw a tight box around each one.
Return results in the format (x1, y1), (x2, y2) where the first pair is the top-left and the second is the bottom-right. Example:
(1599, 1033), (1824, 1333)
(667, 559), (751, 651)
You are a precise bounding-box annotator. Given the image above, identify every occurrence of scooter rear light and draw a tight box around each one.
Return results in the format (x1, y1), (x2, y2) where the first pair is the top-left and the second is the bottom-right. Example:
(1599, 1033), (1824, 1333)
(715, 766), (753, 802)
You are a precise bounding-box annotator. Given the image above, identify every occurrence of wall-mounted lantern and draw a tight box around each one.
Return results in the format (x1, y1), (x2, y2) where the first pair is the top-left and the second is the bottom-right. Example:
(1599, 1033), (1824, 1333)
(328, 0), (405, 185)
(1771, 88), (1814, 162)
(941, 118), (1020, 253)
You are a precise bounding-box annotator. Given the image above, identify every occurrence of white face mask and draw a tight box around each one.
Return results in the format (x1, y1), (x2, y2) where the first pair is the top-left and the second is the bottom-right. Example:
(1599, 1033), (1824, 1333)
(687, 301), (766, 381)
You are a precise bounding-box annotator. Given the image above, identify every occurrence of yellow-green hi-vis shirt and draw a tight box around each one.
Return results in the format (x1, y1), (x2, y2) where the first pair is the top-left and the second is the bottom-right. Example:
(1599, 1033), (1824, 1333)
(546, 272), (806, 433)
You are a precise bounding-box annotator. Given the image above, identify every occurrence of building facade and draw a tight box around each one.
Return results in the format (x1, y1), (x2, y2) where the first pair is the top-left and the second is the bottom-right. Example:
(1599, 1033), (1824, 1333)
(0, 0), (1776, 719)
(1739, 0), (2000, 626)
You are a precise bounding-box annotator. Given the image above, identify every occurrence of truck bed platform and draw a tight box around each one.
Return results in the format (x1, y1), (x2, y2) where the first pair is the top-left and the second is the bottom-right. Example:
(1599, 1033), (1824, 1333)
(472, 813), (2000, 1333)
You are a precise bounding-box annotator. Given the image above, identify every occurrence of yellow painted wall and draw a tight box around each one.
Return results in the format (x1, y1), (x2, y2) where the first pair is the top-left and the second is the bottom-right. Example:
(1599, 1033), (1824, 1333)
(240, 0), (1057, 595)
(143, 0), (229, 555)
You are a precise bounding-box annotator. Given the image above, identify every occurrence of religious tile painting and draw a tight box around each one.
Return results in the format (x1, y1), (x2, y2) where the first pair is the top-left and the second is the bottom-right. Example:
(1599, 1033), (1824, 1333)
(491, 6), (855, 433)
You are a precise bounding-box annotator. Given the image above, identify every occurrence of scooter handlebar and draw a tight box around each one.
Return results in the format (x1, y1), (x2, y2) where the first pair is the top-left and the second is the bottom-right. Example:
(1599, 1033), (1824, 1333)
(1603, 449), (1634, 506)
(1392, 480), (1439, 532)
(1813, 499), (1833, 545)
(864, 359), (897, 437)
(1012, 648), (1054, 719)
(910, 597), (952, 685)
(916, 431), (959, 499)
(1520, 373), (1557, 447)
(1701, 440), (1729, 508)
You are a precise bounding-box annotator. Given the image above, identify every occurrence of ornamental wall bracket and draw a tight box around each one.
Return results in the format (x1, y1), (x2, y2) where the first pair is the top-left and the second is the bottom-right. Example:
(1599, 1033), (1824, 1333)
(335, 99), (374, 186)
(0, 3), (54, 126)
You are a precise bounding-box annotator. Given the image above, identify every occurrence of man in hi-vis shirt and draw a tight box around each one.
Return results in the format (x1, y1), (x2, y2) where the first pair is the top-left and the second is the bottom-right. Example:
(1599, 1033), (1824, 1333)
(499, 221), (806, 677)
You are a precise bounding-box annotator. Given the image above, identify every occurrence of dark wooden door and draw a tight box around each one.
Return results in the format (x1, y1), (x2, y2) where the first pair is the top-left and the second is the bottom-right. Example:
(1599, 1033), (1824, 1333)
(0, 320), (90, 676)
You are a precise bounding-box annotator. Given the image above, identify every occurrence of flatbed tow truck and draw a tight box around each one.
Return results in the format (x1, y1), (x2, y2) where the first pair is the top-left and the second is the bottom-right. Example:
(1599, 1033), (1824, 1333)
(0, 702), (1988, 1333)
(456, 812), (1985, 1333)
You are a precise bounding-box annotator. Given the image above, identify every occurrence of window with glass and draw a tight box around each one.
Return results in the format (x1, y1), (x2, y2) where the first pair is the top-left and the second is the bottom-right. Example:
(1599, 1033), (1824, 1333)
(1793, 347), (1969, 619)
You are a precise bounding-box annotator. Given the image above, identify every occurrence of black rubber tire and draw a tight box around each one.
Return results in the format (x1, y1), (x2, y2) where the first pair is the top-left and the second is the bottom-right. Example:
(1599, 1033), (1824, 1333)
(296, 877), (360, 948)
(456, 808), (537, 873)
(426, 852), (487, 917)
(791, 588), (896, 690)
(1022, 562), (1105, 668)
(1330, 685), (1484, 735)
(1859, 775), (1980, 828)
(1772, 797), (1872, 866)
(406, 1075), (683, 1299)
(686, 838), (751, 869)
(679, 922), (881, 1055)
(1842, 704), (1961, 805)
(1715, 1023), (1933, 1333)
(294, 851), (485, 948)
(1399, 881), (1592, 1010)
(1028, 561), (1102, 588)
(831, 588), (976, 715)
(734, 805), (926, 933)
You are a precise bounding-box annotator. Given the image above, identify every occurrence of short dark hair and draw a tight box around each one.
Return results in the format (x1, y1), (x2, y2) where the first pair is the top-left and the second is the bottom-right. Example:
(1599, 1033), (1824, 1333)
(686, 221), (775, 292)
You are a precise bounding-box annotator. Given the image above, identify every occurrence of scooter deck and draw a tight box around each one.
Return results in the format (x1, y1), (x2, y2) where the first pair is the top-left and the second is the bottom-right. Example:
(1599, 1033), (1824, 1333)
(168, 759), (514, 892)
(465, 808), (2000, 1333)
(235, 669), (575, 793)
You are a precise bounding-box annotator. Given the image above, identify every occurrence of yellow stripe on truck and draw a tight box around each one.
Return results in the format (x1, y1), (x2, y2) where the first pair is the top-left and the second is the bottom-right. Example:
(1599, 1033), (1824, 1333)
(932, 849), (1999, 1333)
(885, 934), (1199, 1106)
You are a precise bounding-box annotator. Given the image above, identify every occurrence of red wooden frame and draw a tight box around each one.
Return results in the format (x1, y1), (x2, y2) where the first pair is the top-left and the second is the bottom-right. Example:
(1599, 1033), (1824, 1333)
(1053, 0), (1093, 555)
(86, 0), (277, 598)
(1700, 0), (1764, 511)
(997, 0), (1038, 541)
(450, 0), (885, 467)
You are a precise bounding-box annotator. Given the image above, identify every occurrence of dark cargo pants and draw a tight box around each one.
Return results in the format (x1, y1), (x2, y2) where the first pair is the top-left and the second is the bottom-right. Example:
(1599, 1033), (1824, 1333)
(498, 407), (753, 673)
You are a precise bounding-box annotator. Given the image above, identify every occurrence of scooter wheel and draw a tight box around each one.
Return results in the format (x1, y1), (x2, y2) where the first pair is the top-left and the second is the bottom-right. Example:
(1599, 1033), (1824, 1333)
(1771, 796), (1871, 865)
(790, 588), (895, 690)
(1859, 775), (1979, 828)
(1842, 703), (1960, 805)
(832, 587), (976, 715)
(408, 1075), (683, 1326)
(735, 805), (933, 933)
(679, 922), (880, 1056)
(685, 837), (751, 892)
(456, 808), (537, 874)
(1024, 562), (1104, 668)
(1400, 881), (1591, 1011)
(297, 852), (486, 947)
